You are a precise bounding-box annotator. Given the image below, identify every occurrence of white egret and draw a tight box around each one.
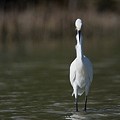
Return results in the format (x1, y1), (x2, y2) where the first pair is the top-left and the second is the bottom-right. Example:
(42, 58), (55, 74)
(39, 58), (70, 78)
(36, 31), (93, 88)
(69, 19), (93, 112)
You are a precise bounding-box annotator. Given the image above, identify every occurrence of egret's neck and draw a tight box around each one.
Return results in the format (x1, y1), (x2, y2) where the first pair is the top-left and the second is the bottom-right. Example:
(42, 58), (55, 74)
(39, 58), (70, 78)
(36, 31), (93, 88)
(76, 31), (83, 59)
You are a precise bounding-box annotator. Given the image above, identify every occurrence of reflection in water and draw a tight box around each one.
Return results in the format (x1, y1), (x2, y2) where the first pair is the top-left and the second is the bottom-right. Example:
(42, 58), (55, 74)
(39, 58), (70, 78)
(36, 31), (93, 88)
(66, 112), (88, 120)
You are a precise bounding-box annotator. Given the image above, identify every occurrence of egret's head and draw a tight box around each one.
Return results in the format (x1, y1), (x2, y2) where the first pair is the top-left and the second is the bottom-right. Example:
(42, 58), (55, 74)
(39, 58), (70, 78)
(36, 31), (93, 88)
(75, 19), (82, 31)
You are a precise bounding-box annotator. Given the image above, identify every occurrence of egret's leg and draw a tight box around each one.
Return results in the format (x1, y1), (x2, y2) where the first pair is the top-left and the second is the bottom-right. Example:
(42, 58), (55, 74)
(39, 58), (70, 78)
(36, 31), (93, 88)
(84, 96), (87, 111)
(74, 86), (78, 112)
(75, 98), (78, 112)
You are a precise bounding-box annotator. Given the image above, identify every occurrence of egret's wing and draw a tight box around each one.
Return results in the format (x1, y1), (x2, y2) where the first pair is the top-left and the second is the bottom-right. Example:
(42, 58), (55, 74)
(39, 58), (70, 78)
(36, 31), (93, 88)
(70, 59), (76, 86)
(83, 55), (93, 83)
(83, 56), (93, 95)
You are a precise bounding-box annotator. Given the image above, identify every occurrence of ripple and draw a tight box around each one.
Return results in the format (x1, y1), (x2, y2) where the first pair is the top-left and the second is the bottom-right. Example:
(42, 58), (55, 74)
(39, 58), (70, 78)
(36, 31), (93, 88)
(65, 106), (120, 120)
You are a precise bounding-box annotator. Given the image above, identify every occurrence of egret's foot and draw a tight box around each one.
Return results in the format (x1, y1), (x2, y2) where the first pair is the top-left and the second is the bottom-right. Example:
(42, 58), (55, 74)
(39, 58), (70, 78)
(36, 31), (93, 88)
(83, 108), (87, 112)
(76, 107), (78, 112)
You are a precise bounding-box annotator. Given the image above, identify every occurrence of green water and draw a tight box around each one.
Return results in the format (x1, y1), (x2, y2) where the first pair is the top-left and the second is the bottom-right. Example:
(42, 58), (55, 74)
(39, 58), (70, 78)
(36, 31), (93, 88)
(0, 39), (119, 120)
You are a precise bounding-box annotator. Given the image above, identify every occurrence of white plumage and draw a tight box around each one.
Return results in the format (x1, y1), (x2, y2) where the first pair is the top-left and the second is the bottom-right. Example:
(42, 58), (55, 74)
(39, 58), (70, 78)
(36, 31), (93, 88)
(69, 19), (93, 112)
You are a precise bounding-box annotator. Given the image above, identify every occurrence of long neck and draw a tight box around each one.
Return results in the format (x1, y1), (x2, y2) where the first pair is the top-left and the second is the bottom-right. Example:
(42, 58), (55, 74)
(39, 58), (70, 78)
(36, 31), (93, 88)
(76, 30), (83, 59)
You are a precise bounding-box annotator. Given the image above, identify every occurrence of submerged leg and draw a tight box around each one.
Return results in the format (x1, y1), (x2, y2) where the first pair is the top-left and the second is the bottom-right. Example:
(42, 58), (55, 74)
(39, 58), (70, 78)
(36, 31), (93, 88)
(75, 98), (78, 112)
(84, 96), (87, 111)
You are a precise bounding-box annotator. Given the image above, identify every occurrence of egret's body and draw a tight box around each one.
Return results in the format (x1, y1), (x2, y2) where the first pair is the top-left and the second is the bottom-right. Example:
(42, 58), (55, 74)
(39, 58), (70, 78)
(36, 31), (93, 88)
(70, 19), (93, 112)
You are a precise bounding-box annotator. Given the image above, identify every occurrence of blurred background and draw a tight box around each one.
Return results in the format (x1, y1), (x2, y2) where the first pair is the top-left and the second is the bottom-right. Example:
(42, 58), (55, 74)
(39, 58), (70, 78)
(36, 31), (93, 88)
(0, 0), (119, 53)
(0, 0), (120, 119)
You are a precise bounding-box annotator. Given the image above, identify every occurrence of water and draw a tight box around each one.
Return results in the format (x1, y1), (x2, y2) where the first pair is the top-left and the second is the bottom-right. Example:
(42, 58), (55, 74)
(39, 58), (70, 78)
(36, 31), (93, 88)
(0, 40), (120, 120)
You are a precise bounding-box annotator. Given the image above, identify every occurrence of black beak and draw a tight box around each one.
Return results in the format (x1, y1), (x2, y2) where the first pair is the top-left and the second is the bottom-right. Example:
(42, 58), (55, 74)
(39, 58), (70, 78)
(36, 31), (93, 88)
(79, 30), (81, 41)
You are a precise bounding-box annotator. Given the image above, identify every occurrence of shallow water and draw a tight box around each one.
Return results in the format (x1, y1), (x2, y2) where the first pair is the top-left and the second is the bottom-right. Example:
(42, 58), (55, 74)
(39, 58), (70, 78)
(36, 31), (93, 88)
(0, 39), (120, 120)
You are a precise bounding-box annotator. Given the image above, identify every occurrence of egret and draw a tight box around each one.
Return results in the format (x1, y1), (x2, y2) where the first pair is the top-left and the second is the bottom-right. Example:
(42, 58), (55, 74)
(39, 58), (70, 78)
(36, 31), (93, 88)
(69, 19), (93, 112)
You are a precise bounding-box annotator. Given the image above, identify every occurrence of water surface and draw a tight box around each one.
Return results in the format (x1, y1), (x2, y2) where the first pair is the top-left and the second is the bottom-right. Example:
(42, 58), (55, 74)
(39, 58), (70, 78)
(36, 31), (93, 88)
(0, 40), (120, 120)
